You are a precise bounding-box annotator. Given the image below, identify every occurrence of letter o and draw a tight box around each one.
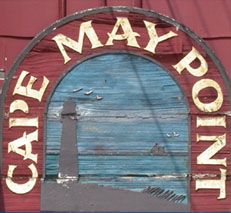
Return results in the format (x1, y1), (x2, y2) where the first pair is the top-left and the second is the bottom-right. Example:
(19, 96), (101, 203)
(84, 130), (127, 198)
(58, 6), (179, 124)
(192, 79), (223, 112)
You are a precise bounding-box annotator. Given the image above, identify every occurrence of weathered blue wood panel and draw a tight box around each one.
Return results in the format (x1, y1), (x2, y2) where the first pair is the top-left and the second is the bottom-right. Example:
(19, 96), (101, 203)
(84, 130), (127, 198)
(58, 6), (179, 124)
(46, 53), (189, 203)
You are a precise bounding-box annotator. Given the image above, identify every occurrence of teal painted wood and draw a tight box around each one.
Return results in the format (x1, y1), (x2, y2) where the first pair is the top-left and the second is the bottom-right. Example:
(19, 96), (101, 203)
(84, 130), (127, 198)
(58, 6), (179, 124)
(46, 54), (189, 203)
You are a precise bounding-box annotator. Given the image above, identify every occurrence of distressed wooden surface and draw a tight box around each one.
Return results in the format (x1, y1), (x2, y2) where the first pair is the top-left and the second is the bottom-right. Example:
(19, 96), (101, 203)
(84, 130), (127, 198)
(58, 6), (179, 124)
(45, 53), (189, 203)
(1, 9), (231, 212)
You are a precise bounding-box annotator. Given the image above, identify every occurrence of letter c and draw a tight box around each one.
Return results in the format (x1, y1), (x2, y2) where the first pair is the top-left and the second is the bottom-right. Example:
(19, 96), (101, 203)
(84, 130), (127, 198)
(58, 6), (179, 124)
(6, 163), (38, 194)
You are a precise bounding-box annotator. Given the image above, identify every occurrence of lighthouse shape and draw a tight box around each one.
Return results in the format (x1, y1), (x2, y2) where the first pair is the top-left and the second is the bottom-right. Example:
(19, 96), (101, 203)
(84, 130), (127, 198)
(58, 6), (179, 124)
(58, 100), (78, 180)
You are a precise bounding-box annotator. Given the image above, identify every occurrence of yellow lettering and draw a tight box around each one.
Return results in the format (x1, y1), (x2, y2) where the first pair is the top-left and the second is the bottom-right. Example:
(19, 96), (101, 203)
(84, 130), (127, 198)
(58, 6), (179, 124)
(6, 164), (38, 194)
(144, 20), (177, 53)
(52, 20), (103, 64)
(196, 169), (226, 199)
(8, 130), (38, 163)
(197, 116), (226, 128)
(9, 118), (38, 128)
(197, 134), (226, 167)
(173, 47), (208, 77)
(9, 100), (29, 113)
(192, 79), (223, 112)
(105, 17), (140, 48)
(13, 71), (49, 102)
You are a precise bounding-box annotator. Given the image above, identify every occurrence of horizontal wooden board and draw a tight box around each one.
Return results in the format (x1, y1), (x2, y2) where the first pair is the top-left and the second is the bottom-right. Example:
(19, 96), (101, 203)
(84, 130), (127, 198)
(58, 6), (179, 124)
(45, 53), (189, 205)
(1, 7), (231, 212)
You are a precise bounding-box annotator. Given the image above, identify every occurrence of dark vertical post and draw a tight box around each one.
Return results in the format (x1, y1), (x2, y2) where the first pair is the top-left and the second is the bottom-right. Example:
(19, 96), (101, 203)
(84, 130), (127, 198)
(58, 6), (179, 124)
(59, 100), (78, 180)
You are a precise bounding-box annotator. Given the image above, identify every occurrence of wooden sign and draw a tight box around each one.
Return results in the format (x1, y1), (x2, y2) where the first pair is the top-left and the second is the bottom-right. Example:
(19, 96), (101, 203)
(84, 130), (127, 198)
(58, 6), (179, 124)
(0, 7), (230, 212)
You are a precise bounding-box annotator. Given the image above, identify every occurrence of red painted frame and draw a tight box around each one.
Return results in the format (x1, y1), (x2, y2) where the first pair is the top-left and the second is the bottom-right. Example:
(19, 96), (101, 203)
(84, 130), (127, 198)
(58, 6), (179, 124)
(0, 7), (230, 212)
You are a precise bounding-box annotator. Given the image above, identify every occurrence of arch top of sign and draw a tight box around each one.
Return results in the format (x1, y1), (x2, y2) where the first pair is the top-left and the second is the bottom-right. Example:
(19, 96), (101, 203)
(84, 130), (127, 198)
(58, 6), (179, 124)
(1, 6), (231, 211)
(5, 6), (229, 89)
(1, 5), (230, 127)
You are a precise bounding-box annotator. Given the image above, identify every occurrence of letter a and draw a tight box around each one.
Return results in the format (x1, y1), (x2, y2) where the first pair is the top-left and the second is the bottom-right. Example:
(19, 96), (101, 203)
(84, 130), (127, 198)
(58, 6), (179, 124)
(8, 130), (38, 163)
(106, 17), (140, 48)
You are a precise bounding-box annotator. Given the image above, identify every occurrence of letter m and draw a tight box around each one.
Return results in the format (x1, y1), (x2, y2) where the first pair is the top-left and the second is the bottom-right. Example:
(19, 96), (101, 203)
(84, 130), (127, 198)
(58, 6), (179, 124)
(52, 21), (103, 64)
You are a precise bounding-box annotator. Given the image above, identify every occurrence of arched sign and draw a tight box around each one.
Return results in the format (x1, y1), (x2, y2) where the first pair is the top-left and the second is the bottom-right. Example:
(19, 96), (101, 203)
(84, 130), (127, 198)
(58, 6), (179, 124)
(0, 7), (230, 212)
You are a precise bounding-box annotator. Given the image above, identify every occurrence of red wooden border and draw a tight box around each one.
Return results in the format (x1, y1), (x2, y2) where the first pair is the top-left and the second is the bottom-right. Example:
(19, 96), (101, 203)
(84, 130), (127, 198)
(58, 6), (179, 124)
(0, 7), (230, 212)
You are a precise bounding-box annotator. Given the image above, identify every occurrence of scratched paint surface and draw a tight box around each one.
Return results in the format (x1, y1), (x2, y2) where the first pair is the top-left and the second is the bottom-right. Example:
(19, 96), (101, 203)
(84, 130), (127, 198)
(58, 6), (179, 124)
(46, 53), (189, 203)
